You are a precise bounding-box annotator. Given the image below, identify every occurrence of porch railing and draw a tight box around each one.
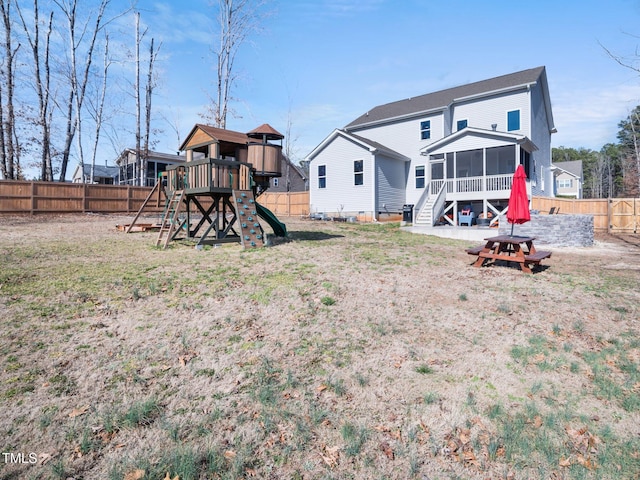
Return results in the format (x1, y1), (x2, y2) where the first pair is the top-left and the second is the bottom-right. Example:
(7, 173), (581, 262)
(431, 174), (513, 194)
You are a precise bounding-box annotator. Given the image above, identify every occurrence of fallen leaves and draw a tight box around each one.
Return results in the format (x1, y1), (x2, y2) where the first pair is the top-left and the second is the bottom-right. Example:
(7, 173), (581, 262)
(178, 350), (197, 366)
(123, 469), (145, 480)
(319, 444), (340, 468)
(379, 441), (394, 460)
(68, 405), (89, 418)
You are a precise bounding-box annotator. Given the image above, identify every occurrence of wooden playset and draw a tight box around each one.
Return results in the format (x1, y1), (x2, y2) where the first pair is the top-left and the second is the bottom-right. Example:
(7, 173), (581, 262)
(126, 123), (288, 249)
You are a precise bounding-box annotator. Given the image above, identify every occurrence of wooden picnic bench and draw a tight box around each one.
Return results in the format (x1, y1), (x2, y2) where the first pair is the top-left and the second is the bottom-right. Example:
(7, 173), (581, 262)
(466, 235), (551, 273)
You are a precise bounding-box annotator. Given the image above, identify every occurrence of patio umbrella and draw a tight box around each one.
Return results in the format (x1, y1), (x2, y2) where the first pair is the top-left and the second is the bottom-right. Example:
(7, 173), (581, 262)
(506, 164), (530, 236)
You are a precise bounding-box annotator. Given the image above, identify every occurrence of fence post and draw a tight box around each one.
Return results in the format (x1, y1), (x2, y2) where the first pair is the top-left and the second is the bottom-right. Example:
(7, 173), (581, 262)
(30, 182), (35, 215)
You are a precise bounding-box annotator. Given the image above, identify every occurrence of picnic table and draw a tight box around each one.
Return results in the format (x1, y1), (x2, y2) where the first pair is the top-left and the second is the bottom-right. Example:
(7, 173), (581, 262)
(465, 235), (551, 273)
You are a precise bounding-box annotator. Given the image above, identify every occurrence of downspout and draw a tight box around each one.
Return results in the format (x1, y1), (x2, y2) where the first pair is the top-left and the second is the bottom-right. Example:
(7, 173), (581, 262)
(372, 151), (378, 222)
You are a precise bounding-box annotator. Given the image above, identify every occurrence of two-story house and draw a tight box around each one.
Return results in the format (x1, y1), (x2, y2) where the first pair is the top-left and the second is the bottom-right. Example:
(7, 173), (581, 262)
(552, 160), (583, 199)
(116, 149), (186, 187)
(305, 66), (556, 224)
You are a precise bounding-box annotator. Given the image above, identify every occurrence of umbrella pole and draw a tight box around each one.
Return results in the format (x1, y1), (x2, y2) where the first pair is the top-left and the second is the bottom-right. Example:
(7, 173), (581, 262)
(510, 223), (514, 236)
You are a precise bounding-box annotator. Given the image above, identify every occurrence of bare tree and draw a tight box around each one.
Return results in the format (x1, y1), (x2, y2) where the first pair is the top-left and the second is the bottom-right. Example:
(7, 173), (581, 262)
(18, 0), (54, 181)
(0, 0), (20, 179)
(87, 33), (110, 184)
(144, 36), (160, 183)
(133, 11), (161, 186)
(203, 0), (265, 128)
(602, 41), (640, 195)
(54, 0), (111, 182)
(134, 11), (141, 184)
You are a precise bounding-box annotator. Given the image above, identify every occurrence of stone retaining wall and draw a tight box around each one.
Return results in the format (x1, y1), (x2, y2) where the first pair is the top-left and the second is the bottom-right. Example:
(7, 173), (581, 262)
(498, 214), (594, 247)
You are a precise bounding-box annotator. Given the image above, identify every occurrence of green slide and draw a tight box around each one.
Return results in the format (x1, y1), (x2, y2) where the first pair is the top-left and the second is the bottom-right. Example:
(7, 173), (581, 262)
(255, 202), (287, 237)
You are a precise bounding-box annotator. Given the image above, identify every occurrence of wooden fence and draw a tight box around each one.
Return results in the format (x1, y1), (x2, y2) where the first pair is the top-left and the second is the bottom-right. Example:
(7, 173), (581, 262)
(0, 180), (310, 217)
(1, 181), (634, 232)
(532, 196), (638, 233)
(258, 191), (309, 216)
(0, 180), (164, 215)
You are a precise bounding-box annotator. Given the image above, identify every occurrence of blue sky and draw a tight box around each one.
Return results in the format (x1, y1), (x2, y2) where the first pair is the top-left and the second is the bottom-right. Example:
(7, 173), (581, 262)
(123, 0), (640, 164)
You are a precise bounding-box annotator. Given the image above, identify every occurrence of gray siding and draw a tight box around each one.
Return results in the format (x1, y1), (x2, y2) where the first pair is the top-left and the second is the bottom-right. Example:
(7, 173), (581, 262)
(375, 156), (406, 213)
(530, 82), (553, 197)
(348, 113), (442, 206)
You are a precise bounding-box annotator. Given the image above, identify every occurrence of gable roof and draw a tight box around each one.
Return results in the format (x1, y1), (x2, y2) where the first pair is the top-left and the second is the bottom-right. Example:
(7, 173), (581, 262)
(305, 129), (409, 162)
(346, 66), (552, 130)
(115, 149), (186, 165)
(420, 127), (538, 155)
(75, 164), (119, 178)
(179, 124), (249, 151)
(552, 160), (583, 178)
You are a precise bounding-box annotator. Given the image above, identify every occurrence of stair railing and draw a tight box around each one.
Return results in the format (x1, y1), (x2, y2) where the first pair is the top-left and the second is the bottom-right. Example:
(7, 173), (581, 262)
(431, 182), (447, 226)
(413, 183), (431, 223)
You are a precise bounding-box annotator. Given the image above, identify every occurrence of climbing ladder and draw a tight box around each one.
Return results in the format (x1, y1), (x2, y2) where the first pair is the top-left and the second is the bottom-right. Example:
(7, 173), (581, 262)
(232, 190), (264, 249)
(156, 189), (185, 249)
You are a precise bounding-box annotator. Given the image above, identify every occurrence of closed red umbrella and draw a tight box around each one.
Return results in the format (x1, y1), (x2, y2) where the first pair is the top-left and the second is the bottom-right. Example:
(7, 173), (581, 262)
(506, 164), (530, 236)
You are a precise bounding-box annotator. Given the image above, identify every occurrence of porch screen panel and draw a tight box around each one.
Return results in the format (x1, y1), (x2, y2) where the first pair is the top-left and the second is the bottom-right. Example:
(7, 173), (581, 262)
(486, 145), (515, 175)
(446, 152), (454, 178)
(456, 149), (483, 177)
(431, 162), (443, 180)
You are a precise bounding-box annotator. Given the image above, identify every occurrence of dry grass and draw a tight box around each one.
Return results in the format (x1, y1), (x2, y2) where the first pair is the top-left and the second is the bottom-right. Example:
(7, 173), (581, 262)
(0, 214), (639, 480)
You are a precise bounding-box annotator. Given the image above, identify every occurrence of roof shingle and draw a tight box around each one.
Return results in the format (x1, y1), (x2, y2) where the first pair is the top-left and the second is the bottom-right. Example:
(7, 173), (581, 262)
(345, 66), (546, 129)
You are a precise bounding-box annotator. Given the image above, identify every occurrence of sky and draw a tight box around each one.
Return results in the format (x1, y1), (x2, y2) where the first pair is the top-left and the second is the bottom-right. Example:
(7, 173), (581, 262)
(110, 0), (640, 165)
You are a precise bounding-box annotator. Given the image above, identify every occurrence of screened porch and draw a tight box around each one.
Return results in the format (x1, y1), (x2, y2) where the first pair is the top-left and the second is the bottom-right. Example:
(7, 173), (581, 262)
(427, 144), (532, 201)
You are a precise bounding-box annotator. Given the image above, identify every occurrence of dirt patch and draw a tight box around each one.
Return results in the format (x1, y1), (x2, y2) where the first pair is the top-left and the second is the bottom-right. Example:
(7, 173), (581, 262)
(0, 214), (638, 479)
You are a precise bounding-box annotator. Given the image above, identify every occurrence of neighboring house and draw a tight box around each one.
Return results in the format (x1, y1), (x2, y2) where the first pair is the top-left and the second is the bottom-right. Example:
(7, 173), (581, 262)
(116, 149), (186, 187)
(552, 160), (583, 198)
(71, 164), (119, 184)
(305, 66), (557, 224)
(268, 156), (308, 192)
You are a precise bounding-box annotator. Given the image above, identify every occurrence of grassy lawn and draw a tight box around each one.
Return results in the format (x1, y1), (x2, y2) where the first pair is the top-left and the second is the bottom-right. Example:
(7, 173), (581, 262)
(0, 215), (638, 479)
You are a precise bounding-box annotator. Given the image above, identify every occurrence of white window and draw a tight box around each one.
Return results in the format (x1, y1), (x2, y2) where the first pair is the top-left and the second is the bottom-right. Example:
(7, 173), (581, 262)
(318, 165), (326, 188)
(415, 166), (425, 188)
(420, 120), (431, 140)
(354, 160), (363, 185)
(557, 179), (573, 189)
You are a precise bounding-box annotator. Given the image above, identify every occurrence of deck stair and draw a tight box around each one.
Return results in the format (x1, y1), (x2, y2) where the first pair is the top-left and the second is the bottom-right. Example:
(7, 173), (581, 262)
(156, 189), (185, 249)
(414, 195), (438, 226)
(232, 189), (264, 249)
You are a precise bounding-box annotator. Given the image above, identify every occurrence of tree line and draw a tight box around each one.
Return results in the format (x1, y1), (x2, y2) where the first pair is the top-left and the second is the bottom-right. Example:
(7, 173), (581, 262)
(0, 0), (260, 184)
(0, 0), (165, 182)
(553, 106), (640, 198)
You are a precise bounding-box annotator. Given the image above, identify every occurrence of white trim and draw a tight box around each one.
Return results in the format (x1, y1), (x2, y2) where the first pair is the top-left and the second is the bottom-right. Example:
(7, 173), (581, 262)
(354, 159), (364, 186)
(420, 127), (538, 155)
(452, 82), (537, 104)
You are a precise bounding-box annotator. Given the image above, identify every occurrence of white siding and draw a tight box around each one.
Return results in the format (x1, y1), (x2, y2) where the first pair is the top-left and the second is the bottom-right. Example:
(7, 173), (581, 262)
(375, 156), (406, 212)
(309, 135), (373, 215)
(349, 113), (443, 207)
(452, 90), (531, 136)
(350, 112), (445, 158)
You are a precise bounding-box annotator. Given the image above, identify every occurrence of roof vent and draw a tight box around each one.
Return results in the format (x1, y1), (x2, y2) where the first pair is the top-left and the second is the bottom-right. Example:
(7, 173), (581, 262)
(491, 124), (497, 131)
